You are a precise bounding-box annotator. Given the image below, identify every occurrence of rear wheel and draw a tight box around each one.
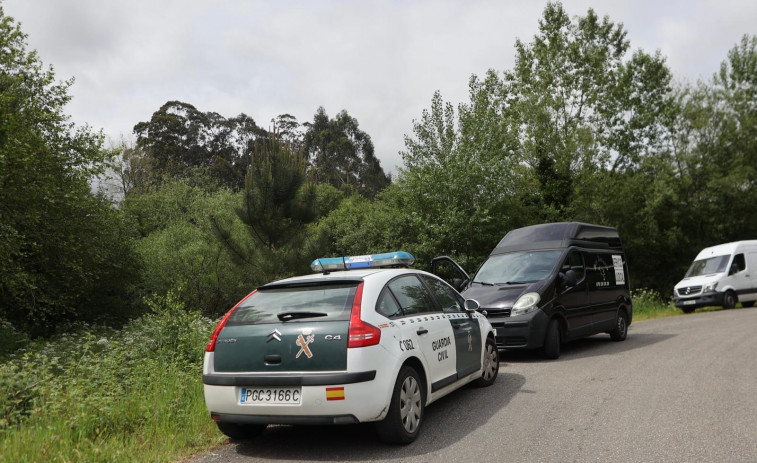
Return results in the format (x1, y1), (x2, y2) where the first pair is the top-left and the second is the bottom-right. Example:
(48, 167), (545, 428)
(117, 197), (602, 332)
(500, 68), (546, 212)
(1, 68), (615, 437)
(375, 366), (425, 444)
(741, 301), (755, 308)
(473, 337), (499, 387)
(543, 319), (561, 360)
(215, 422), (266, 440)
(609, 310), (628, 341)
(723, 291), (737, 309)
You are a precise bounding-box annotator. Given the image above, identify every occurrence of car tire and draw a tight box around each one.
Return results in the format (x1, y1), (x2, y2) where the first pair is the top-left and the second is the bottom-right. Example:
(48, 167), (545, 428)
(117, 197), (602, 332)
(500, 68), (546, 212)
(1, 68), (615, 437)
(473, 337), (499, 387)
(741, 301), (755, 308)
(215, 422), (266, 440)
(543, 319), (561, 360)
(723, 291), (737, 309)
(375, 366), (425, 445)
(609, 310), (628, 341)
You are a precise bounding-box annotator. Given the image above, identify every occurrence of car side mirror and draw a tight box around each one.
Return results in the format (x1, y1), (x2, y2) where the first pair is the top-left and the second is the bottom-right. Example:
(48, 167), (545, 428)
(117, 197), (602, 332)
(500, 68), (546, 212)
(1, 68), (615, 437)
(560, 269), (578, 288)
(464, 299), (480, 313)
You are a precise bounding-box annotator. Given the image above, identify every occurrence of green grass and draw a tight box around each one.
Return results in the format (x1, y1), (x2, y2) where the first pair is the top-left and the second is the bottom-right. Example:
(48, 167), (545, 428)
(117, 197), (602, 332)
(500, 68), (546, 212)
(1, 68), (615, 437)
(631, 288), (752, 322)
(0, 292), (226, 463)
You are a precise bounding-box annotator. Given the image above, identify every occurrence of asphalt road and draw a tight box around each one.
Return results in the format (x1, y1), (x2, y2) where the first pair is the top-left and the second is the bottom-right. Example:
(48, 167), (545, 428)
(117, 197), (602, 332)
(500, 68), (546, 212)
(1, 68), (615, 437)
(186, 308), (757, 463)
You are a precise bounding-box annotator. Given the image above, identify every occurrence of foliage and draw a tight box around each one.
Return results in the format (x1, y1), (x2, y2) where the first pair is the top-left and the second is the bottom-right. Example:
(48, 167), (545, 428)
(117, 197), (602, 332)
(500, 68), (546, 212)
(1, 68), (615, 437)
(134, 100), (270, 190)
(211, 134), (321, 283)
(303, 107), (391, 199)
(0, 7), (140, 336)
(0, 291), (221, 462)
(122, 179), (250, 317)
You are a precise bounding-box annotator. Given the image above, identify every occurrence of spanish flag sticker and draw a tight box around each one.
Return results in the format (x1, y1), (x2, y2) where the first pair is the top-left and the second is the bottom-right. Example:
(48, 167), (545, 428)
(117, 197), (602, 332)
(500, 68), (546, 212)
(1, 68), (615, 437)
(326, 387), (345, 401)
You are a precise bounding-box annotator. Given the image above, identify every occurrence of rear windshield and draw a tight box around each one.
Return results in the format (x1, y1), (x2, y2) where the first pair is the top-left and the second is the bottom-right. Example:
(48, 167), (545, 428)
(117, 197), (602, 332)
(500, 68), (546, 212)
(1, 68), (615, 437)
(685, 255), (729, 278)
(226, 283), (358, 325)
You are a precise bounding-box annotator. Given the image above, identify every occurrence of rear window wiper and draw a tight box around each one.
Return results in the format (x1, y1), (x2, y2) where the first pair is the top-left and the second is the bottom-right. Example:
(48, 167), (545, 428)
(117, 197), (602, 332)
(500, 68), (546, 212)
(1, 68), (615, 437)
(277, 311), (328, 321)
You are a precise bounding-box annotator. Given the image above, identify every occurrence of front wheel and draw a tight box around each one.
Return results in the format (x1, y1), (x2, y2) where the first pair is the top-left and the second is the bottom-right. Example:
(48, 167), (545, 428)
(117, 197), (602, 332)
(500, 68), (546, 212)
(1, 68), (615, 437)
(543, 319), (561, 360)
(723, 291), (737, 309)
(473, 337), (499, 387)
(609, 310), (628, 341)
(375, 366), (425, 444)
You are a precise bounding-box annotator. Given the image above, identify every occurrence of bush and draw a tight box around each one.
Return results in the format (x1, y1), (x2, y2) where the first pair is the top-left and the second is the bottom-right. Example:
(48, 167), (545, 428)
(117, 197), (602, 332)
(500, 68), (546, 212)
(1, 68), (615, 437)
(0, 290), (221, 462)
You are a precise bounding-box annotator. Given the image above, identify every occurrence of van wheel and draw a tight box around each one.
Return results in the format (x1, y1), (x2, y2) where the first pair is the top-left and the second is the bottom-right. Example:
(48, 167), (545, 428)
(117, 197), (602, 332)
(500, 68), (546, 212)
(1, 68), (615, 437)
(375, 366), (425, 444)
(473, 337), (499, 387)
(215, 422), (266, 440)
(609, 310), (628, 341)
(741, 301), (754, 308)
(723, 291), (737, 309)
(543, 319), (561, 360)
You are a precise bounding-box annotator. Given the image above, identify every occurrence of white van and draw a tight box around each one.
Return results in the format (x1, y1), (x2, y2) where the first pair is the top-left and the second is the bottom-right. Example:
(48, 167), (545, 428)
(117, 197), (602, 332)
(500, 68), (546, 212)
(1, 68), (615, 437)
(673, 241), (757, 312)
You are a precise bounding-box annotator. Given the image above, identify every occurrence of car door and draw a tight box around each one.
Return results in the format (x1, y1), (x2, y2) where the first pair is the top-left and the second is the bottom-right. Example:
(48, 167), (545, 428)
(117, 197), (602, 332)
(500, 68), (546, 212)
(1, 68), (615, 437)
(430, 256), (471, 292)
(556, 250), (591, 337)
(420, 275), (482, 380)
(383, 275), (457, 391)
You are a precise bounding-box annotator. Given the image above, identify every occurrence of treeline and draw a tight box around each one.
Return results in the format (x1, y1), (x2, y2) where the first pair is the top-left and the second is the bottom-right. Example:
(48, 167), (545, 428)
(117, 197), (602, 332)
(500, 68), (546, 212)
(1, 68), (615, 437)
(2, 3), (756, 339)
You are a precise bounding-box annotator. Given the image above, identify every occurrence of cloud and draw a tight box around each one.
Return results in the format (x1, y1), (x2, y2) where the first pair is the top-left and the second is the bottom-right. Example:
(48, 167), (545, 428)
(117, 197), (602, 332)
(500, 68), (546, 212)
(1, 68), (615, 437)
(4, 0), (757, 173)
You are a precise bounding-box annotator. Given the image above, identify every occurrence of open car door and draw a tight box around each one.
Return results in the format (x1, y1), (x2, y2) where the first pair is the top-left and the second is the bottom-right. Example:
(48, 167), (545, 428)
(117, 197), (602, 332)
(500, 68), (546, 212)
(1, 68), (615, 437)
(431, 256), (471, 292)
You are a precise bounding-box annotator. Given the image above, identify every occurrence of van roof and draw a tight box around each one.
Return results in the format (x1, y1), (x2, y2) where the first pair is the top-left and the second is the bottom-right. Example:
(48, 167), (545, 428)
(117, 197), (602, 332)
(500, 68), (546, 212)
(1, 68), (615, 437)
(695, 240), (757, 260)
(492, 222), (622, 255)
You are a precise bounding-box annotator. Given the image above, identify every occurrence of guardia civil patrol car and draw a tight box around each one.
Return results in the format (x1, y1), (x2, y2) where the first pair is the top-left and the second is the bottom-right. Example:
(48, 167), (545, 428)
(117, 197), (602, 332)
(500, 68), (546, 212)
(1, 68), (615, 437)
(203, 252), (499, 444)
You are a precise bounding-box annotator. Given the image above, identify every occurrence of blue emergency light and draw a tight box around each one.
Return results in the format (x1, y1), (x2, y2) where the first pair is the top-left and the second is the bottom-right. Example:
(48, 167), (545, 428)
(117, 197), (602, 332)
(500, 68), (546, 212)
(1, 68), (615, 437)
(310, 251), (415, 272)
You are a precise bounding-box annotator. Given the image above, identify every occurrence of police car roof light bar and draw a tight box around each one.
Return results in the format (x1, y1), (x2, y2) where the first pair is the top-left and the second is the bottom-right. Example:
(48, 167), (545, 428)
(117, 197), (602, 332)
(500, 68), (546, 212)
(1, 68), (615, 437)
(311, 251), (415, 272)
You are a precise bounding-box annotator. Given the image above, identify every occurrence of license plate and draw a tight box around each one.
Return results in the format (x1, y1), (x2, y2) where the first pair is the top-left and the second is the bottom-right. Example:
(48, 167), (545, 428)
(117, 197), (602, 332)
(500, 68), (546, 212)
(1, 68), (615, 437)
(683, 300), (696, 305)
(239, 387), (301, 405)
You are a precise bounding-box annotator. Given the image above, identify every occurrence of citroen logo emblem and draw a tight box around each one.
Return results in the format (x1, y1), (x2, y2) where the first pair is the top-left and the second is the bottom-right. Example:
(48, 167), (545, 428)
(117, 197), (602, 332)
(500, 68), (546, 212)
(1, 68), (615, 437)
(267, 329), (282, 343)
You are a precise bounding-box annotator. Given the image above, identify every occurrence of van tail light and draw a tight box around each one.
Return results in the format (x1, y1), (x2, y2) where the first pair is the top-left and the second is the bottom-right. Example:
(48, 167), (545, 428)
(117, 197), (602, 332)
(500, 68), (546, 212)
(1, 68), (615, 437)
(348, 283), (381, 348)
(206, 290), (257, 352)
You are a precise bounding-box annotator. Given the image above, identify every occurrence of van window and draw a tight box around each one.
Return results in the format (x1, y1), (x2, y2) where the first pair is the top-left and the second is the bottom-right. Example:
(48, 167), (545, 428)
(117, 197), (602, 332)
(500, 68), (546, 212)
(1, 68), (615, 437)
(729, 254), (746, 275)
(561, 251), (585, 281)
(473, 250), (562, 285)
(685, 255), (730, 277)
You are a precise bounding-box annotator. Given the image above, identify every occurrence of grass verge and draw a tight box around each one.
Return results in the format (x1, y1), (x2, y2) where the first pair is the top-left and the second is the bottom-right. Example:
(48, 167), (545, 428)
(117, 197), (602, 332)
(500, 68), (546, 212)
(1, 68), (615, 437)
(0, 292), (226, 463)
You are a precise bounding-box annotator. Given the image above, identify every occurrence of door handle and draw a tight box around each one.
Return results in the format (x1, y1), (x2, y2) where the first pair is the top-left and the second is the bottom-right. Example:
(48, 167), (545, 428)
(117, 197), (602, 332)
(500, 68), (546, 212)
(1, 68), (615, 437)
(417, 328), (428, 335)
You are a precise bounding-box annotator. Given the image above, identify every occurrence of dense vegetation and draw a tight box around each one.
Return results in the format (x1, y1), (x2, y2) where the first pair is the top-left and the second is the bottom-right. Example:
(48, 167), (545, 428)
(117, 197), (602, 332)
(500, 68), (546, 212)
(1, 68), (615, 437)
(1, 1), (756, 460)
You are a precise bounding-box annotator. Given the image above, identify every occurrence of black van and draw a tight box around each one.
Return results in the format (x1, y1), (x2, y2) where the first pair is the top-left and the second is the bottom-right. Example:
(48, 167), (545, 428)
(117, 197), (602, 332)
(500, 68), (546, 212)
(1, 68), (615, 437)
(432, 222), (633, 359)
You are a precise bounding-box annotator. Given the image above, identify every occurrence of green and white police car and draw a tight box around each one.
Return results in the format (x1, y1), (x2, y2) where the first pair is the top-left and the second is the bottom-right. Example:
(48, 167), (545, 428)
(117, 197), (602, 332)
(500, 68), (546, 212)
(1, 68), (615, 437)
(203, 251), (499, 444)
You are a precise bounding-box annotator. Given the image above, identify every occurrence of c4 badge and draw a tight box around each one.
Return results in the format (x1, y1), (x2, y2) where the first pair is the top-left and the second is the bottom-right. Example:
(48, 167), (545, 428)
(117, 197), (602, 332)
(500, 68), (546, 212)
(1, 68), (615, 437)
(296, 329), (315, 359)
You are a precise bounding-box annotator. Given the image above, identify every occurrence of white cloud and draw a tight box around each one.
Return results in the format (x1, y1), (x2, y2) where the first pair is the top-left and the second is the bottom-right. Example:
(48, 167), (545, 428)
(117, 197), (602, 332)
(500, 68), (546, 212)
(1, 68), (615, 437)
(4, 0), (756, 173)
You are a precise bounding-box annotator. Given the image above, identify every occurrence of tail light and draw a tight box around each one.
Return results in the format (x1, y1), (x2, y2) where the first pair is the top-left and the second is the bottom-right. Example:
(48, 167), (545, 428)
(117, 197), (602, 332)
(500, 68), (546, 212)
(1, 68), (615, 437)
(205, 290), (257, 352)
(348, 283), (381, 348)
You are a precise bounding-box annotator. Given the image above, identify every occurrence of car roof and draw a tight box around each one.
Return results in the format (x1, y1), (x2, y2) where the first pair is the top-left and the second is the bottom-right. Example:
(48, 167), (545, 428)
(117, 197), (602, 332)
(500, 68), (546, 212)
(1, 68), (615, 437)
(259, 268), (427, 289)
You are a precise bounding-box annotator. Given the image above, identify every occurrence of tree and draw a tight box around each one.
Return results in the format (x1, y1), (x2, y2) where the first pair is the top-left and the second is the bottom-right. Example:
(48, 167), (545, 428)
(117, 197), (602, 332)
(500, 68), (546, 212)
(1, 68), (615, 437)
(210, 134), (319, 282)
(0, 8), (139, 335)
(303, 107), (391, 198)
(133, 101), (268, 190)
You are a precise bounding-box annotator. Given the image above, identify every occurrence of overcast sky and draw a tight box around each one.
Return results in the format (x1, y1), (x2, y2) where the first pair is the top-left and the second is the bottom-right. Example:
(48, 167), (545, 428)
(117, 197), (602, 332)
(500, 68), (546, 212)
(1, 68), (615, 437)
(4, 0), (756, 174)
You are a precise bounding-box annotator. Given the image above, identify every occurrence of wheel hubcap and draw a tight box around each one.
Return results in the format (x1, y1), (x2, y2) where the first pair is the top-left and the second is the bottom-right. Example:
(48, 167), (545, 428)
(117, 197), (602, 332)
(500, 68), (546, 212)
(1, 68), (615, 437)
(399, 376), (422, 433)
(482, 344), (497, 380)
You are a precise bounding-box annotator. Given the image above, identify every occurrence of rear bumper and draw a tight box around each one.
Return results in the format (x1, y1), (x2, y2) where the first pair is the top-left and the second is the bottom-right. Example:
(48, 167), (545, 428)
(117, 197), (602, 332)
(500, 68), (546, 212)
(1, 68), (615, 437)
(212, 412), (359, 426)
(674, 291), (723, 309)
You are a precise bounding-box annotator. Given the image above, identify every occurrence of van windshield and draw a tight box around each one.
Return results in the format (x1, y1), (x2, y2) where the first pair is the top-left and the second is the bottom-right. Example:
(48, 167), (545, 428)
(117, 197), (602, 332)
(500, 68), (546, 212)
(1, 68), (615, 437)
(685, 255), (730, 278)
(472, 250), (562, 285)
